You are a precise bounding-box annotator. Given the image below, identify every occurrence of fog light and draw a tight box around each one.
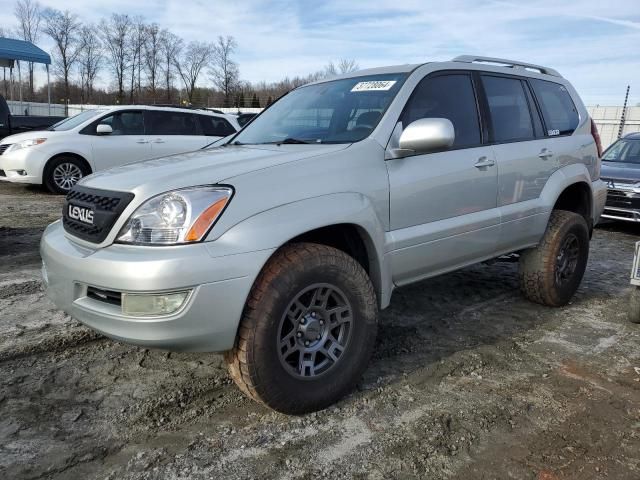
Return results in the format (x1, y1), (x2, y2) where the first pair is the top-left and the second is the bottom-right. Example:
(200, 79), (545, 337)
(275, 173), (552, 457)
(122, 291), (190, 316)
(17, 169), (27, 176)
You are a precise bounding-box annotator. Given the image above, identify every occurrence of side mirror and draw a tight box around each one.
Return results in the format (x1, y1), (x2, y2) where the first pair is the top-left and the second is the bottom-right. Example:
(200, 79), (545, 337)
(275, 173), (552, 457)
(96, 124), (113, 135)
(397, 118), (455, 155)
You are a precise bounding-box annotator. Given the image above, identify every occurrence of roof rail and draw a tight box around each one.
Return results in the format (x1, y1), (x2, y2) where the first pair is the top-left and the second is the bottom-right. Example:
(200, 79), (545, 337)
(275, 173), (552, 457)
(452, 55), (561, 77)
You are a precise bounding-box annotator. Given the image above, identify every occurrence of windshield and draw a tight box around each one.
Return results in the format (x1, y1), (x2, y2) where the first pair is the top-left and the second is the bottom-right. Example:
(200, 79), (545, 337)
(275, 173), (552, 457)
(232, 73), (407, 145)
(48, 109), (106, 131)
(603, 139), (640, 164)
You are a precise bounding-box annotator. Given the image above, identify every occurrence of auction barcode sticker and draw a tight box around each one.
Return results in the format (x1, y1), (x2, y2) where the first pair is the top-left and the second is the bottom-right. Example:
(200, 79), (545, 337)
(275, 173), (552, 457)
(351, 80), (397, 92)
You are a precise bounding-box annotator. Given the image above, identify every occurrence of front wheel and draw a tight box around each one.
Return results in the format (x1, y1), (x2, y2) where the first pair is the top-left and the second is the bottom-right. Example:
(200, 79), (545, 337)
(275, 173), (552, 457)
(225, 243), (378, 414)
(44, 157), (89, 194)
(519, 210), (590, 307)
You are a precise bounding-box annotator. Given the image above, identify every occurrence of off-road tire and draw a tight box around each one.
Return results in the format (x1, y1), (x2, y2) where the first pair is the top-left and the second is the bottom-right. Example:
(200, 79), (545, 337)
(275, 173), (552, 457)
(519, 210), (589, 307)
(225, 242), (378, 414)
(629, 288), (640, 324)
(43, 156), (90, 194)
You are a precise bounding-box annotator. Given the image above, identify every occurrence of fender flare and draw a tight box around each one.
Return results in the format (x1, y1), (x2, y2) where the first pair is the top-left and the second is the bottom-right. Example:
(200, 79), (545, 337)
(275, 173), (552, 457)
(206, 192), (393, 307)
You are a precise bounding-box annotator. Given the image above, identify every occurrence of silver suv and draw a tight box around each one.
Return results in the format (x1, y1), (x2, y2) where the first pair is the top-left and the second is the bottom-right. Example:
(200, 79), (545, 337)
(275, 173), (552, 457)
(41, 55), (607, 413)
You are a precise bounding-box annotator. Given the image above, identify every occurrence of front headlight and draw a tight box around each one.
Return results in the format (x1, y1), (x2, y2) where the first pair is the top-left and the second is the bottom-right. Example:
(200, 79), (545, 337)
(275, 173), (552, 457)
(117, 186), (233, 245)
(7, 137), (47, 152)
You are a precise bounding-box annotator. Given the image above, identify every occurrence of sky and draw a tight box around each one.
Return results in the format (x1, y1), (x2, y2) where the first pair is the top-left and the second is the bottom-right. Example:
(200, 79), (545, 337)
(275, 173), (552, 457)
(0, 0), (639, 105)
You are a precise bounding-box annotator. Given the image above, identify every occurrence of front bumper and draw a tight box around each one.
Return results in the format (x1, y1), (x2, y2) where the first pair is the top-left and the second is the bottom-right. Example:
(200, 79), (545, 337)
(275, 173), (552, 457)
(40, 221), (275, 352)
(601, 183), (640, 223)
(0, 145), (48, 184)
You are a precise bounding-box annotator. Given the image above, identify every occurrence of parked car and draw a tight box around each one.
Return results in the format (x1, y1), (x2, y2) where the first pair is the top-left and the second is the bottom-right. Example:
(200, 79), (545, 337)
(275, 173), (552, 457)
(0, 94), (64, 141)
(600, 132), (640, 222)
(0, 105), (240, 193)
(41, 55), (606, 413)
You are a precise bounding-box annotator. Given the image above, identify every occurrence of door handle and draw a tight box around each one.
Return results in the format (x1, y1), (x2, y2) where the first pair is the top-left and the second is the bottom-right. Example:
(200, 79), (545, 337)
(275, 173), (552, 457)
(136, 139), (149, 144)
(474, 156), (495, 168)
(538, 149), (554, 159)
(152, 139), (165, 144)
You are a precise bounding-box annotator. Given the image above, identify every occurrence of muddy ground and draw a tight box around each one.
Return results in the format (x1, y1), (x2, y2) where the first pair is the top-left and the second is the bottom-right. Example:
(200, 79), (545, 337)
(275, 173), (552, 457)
(0, 181), (639, 480)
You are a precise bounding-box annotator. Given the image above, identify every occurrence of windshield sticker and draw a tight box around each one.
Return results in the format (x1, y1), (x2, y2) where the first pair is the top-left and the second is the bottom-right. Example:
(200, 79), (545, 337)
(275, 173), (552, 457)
(351, 80), (397, 92)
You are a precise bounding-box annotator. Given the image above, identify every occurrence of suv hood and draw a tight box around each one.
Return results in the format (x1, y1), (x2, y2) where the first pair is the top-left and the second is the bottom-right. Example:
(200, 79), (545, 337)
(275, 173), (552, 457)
(601, 161), (640, 183)
(81, 144), (349, 195)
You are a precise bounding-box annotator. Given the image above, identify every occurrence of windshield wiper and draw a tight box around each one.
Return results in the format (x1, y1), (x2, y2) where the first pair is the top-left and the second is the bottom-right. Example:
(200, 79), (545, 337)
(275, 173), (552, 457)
(275, 138), (311, 145)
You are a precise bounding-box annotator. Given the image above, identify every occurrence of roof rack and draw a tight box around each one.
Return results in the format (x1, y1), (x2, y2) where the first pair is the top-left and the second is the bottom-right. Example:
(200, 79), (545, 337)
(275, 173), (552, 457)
(452, 55), (561, 77)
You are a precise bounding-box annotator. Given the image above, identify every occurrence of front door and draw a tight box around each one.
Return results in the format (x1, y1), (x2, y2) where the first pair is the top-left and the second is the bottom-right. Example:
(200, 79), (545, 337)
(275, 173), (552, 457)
(90, 110), (152, 171)
(387, 72), (499, 285)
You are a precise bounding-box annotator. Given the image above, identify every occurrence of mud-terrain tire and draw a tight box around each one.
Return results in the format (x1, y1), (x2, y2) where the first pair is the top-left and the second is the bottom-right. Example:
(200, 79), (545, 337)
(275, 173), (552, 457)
(43, 156), (90, 194)
(629, 288), (640, 324)
(519, 210), (589, 307)
(225, 243), (378, 414)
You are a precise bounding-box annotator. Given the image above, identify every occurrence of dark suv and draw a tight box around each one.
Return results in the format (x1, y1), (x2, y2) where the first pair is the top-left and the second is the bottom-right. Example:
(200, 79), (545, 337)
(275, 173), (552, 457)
(601, 132), (640, 222)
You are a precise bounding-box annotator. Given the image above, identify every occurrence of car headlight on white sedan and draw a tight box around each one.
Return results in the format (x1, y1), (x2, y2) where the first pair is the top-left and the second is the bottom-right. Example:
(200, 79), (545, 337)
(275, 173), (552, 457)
(117, 186), (233, 245)
(7, 137), (47, 152)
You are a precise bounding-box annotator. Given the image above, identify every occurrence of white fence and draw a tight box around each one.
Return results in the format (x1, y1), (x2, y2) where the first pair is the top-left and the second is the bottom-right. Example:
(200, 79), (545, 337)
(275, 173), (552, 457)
(7, 100), (637, 149)
(587, 106), (640, 149)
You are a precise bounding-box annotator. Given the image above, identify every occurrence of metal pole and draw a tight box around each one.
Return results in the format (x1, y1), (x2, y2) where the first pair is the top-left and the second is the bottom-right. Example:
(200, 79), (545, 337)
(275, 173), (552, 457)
(17, 61), (23, 113)
(618, 85), (630, 139)
(47, 64), (51, 116)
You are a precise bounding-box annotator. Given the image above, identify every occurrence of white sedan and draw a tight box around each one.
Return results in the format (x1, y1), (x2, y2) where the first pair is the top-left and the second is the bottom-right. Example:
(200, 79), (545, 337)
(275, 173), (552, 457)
(0, 105), (240, 193)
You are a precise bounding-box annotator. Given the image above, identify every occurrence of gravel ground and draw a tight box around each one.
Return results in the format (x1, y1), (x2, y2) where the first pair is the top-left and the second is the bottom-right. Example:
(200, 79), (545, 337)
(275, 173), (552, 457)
(0, 181), (639, 480)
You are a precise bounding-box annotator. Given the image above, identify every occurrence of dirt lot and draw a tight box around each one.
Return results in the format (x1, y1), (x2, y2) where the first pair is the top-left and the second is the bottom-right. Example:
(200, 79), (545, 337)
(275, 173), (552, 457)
(0, 181), (639, 480)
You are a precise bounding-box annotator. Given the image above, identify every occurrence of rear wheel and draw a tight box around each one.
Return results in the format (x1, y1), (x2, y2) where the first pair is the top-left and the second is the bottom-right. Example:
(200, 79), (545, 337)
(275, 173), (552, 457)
(44, 156), (90, 194)
(519, 210), (590, 307)
(225, 243), (378, 414)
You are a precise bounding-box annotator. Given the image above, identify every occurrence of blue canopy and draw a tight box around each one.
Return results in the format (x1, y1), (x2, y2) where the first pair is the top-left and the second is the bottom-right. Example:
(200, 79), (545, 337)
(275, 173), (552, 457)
(0, 37), (51, 65)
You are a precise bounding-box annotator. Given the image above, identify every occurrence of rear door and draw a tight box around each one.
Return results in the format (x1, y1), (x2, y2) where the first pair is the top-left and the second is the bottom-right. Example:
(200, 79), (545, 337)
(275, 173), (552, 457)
(145, 110), (208, 158)
(387, 72), (499, 285)
(478, 74), (552, 250)
(89, 110), (152, 170)
(198, 114), (237, 141)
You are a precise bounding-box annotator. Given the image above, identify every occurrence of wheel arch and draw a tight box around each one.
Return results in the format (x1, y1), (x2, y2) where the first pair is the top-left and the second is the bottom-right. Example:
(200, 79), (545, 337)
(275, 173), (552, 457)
(43, 152), (93, 178)
(552, 181), (593, 230)
(208, 193), (392, 308)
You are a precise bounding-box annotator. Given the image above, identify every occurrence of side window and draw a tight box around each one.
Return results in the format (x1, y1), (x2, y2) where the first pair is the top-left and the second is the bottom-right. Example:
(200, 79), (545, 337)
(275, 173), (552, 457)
(481, 75), (535, 143)
(97, 111), (144, 135)
(400, 74), (481, 149)
(199, 115), (237, 137)
(146, 111), (203, 136)
(530, 79), (579, 136)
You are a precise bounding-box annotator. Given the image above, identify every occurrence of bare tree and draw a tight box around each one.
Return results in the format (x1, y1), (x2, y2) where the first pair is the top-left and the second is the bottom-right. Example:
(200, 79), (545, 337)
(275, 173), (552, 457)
(143, 23), (161, 103)
(14, 0), (42, 99)
(78, 25), (102, 104)
(210, 35), (239, 107)
(100, 14), (131, 104)
(42, 8), (81, 113)
(128, 17), (146, 103)
(159, 30), (182, 103)
(324, 58), (359, 78)
(174, 41), (210, 104)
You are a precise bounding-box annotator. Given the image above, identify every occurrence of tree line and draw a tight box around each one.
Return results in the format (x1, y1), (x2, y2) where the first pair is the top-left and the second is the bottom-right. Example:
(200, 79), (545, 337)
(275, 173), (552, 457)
(1, 0), (359, 110)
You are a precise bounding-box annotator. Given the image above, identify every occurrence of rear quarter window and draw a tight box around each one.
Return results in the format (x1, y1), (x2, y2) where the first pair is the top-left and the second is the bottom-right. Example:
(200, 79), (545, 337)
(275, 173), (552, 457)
(530, 79), (579, 136)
